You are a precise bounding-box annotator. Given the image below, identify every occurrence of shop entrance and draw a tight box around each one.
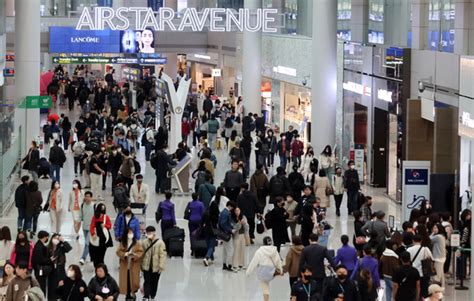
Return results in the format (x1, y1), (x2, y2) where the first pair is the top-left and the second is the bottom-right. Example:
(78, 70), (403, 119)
(373, 107), (388, 187)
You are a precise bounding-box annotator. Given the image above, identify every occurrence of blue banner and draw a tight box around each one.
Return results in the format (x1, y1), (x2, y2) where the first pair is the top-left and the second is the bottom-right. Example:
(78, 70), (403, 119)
(405, 169), (429, 185)
(49, 27), (121, 53)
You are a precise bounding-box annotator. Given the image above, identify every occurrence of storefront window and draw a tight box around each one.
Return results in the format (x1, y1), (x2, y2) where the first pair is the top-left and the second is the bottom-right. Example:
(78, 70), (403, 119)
(281, 82), (311, 144)
(337, 0), (351, 41)
(368, 0), (384, 44)
(428, 0), (455, 52)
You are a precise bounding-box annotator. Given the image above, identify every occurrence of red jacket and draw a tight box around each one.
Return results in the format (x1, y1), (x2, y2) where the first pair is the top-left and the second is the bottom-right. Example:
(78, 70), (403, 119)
(291, 140), (304, 156)
(90, 214), (112, 236)
(10, 241), (34, 270)
(182, 121), (191, 136)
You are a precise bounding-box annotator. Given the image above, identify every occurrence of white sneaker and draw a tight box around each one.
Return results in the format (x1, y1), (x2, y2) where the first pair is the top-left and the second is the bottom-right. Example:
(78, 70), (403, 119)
(231, 267), (240, 273)
(79, 259), (85, 265)
(203, 258), (209, 267)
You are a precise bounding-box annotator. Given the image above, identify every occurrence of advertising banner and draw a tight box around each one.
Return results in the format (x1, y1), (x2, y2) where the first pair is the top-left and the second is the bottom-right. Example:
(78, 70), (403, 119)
(354, 145), (364, 182)
(402, 161), (431, 222)
(50, 27), (121, 53)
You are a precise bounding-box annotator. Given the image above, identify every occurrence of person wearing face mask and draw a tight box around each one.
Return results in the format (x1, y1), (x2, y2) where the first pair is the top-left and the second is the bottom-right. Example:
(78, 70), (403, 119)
(113, 206), (141, 241)
(79, 191), (95, 265)
(140, 226), (166, 301)
(10, 231), (34, 271)
(90, 149), (106, 199)
(44, 180), (65, 234)
(116, 228), (143, 300)
(322, 265), (360, 301)
(332, 167), (345, 217)
(69, 180), (84, 241)
(47, 234), (72, 300)
(87, 263), (120, 301)
(290, 266), (318, 301)
(344, 160), (361, 215)
(89, 203), (113, 268)
(32, 231), (51, 294)
(130, 174), (150, 214)
(425, 284), (444, 301)
(56, 264), (88, 301)
(109, 146), (123, 192)
(277, 134), (290, 171)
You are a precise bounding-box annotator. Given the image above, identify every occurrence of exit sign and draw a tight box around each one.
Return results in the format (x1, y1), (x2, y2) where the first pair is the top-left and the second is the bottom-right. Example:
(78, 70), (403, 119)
(3, 68), (14, 77)
(19, 96), (52, 109)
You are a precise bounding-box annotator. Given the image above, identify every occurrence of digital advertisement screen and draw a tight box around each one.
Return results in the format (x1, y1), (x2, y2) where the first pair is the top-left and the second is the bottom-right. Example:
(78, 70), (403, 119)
(49, 27), (121, 53)
(120, 29), (155, 54)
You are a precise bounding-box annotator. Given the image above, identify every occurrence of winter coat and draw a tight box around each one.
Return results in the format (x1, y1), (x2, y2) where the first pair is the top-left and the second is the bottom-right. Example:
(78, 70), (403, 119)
(10, 242), (34, 270)
(250, 169), (269, 209)
(22, 148), (40, 172)
(284, 245), (304, 277)
(379, 248), (400, 278)
(116, 241), (144, 295)
(6, 275), (40, 301)
(140, 238), (167, 273)
(25, 190), (43, 217)
(55, 277), (88, 301)
(314, 176), (331, 208)
(14, 184), (29, 209)
(270, 206), (290, 246)
(113, 213), (141, 240)
(197, 182), (216, 208)
(236, 190), (260, 219)
(87, 275), (120, 300)
(246, 246), (282, 278)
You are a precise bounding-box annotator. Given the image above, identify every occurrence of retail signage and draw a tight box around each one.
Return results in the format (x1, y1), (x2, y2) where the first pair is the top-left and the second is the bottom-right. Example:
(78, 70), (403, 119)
(76, 7), (279, 33)
(5, 54), (14, 61)
(377, 89), (393, 102)
(342, 81), (371, 96)
(402, 161), (431, 222)
(212, 69), (221, 77)
(19, 96), (53, 109)
(52, 56), (167, 65)
(354, 146), (364, 182)
(272, 65), (297, 77)
(3, 68), (14, 77)
(459, 96), (474, 138)
(50, 27), (121, 53)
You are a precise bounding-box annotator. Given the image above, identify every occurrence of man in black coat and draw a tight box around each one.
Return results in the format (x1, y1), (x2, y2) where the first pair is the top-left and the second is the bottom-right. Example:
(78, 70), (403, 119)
(343, 160), (361, 215)
(269, 196), (289, 253)
(236, 183), (260, 242)
(299, 233), (335, 295)
(15, 176), (30, 231)
(202, 97), (213, 119)
(32, 230), (51, 294)
(49, 140), (66, 183)
(322, 265), (361, 301)
(242, 113), (255, 136)
(151, 143), (176, 193)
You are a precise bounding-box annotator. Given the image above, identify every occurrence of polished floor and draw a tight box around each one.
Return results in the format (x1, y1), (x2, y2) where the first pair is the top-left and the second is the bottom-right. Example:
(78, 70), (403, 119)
(4, 103), (470, 300)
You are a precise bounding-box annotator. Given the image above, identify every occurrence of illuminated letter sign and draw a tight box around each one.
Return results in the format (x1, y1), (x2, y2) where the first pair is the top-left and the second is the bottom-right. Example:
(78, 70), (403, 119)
(76, 7), (280, 32)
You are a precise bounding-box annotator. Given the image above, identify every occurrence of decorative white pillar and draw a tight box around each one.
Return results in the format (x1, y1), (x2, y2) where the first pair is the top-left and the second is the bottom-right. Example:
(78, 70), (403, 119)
(351, 0), (368, 43)
(310, 0), (337, 153)
(242, 0), (262, 116)
(15, 0), (41, 152)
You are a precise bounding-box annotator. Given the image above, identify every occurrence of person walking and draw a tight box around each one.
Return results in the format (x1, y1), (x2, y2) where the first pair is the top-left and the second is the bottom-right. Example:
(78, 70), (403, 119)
(430, 223), (447, 287)
(344, 160), (360, 215)
(268, 167), (291, 205)
(55, 264), (88, 301)
(201, 201), (219, 267)
(114, 206), (141, 241)
(47, 234), (72, 301)
(250, 164), (269, 212)
(425, 284), (444, 301)
(300, 146), (315, 183)
(79, 191), (95, 265)
(392, 251), (420, 301)
(284, 195), (299, 238)
(185, 193), (205, 252)
(268, 197), (290, 253)
(140, 226), (167, 301)
(350, 245), (381, 295)
(119, 149), (135, 191)
(314, 169), (332, 209)
(151, 144), (176, 194)
(231, 207), (249, 272)
(284, 235), (304, 287)
(334, 235), (358, 276)
(157, 191), (177, 237)
(21, 141), (40, 182)
(49, 139), (66, 182)
(380, 240), (400, 301)
(223, 160), (244, 202)
(277, 134), (290, 170)
(116, 228), (144, 300)
(332, 167), (345, 216)
(236, 183), (259, 243)
(143, 123), (155, 161)
(291, 134), (304, 169)
(130, 174), (150, 213)
(45, 180), (65, 234)
(246, 236), (283, 301)
(14, 176), (30, 231)
(298, 233), (335, 295)
(87, 264), (120, 301)
(197, 174), (216, 209)
(31, 231), (51, 295)
(69, 179), (84, 240)
(72, 138), (86, 177)
(218, 201), (236, 271)
(89, 203), (113, 268)
(89, 149), (106, 199)
(206, 114), (220, 150)
(25, 181), (43, 238)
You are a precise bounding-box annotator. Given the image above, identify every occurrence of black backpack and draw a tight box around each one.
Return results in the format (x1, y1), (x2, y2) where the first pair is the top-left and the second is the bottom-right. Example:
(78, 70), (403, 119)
(133, 159), (141, 175)
(271, 176), (285, 196)
(150, 152), (158, 169)
(113, 186), (130, 210)
(264, 210), (273, 229)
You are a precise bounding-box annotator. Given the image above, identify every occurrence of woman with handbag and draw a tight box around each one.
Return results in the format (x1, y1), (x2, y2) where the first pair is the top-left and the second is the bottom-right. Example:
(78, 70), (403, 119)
(47, 233), (72, 300)
(44, 180), (65, 234)
(87, 264), (120, 301)
(313, 169), (332, 209)
(89, 203), (113, 268)
(116, 228), (143, 300)
(69, 179), (84, 241)
(56, 264), (88, 301)
(231, 207), (249, 272)
(353, 211), (366, 256)
(246, 236), (283, 301)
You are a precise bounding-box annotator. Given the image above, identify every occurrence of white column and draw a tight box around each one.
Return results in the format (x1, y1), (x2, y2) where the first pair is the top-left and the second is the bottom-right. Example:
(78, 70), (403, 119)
(164, 54), (177, 80)
(296, 0), (312, 36)
(15, 0), (40, 152)
(311, 0), (337, 153)
(351, 0), (368, 43)
(411, 0), (429, 50)
(242, 0), (262, 116)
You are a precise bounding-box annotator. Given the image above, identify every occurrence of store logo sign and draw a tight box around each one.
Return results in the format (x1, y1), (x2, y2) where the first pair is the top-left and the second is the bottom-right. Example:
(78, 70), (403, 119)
(461, 112), (474, 129)
(343, 81), (371, 96)
(377, 89), (393, 102)
(272, 65), (297, 77)
(76, 7), (279, 32)
(70, 37), (100, 43)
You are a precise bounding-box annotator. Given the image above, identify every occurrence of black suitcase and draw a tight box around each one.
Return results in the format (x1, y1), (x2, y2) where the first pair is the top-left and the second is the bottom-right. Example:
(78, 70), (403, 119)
(163, 227), (185, 242)
(168, 237), (184, 257)
(192, 239), (207, 258)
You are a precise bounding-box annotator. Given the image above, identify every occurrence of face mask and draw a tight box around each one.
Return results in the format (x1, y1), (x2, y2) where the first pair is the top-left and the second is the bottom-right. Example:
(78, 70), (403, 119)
(117, 149), (122, 153)
(72, 183), (78, 189)
(52, 238), (60, 246)
(437, 293), (443, 299)
(337, 274), (347, 281)
(54, 184), (60, 189)
(350, 165), (355, 170)
(147, 234), (155, 240)
(101, 148), (106, 151)
(112, 151), (117, 155)
(67, 270), (75, 278)
(426, 204), (430, 209)
(127, 233), (134, 240)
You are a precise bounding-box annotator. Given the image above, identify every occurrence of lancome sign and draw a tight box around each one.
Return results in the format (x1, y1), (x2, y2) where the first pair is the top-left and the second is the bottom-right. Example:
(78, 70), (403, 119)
(76, 7), (279, 32)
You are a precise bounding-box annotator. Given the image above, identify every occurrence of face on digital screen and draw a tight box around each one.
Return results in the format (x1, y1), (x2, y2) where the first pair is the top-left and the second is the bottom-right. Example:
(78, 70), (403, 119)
(140, 29), (154, 54)
(120, 29), (155, 54)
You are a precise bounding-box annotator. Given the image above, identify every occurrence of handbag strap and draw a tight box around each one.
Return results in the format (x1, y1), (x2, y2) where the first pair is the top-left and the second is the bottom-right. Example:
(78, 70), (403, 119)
(144, 239), (159, 255)
(66, 282), (77, 301)
(412, 246), (423, 263)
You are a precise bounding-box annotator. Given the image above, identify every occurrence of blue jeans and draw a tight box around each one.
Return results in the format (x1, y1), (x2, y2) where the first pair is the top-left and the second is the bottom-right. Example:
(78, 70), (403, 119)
(279, 155), (287, 170)
(144, 142), (153, 161)
(385, 278), (393, 301)
(50, 164), (61, 182)
(205, 236), (216, 260)
(25, 213), (39, 233)
(17, 207), (26, 230)
(81, 229), (90, 260)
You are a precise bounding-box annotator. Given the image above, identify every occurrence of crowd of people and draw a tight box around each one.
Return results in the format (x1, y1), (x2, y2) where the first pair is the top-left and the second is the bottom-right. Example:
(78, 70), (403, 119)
(2, 64), (471, 300)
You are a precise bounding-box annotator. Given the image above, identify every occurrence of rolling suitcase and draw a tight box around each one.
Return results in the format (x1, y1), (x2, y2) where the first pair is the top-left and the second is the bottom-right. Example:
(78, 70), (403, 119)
(191, 239), (208, 258)
(168, 237), (184, 257)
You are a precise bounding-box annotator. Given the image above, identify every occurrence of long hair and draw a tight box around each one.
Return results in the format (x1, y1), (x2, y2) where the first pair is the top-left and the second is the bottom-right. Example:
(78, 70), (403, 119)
(120, 227), (136, 248)
(321, 145), (332, 156)
(359, 269), (373, 292)
(214, 186), (225, 207)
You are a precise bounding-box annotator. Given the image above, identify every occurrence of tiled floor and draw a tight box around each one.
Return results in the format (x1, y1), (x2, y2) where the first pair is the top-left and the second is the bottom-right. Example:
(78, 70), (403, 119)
(3, 103), (470, 300)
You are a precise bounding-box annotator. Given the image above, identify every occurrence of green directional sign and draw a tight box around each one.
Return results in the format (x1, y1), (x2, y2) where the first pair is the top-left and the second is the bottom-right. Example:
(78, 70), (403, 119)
(19, 96), (52, 109)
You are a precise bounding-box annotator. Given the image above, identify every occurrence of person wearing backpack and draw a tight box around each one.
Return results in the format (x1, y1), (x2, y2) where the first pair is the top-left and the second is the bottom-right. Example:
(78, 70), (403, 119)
(206, 114), (220, 150)
(269, 167), (291, 204)
(142, 123), (155, 161)
(288, 165), (305, 202)
(140, 226), (167, 301)
(113, 179), (130, 213)
(118, 149), (135, 192)
(406, 234), (434, 298)
(267, 197), (289, 253)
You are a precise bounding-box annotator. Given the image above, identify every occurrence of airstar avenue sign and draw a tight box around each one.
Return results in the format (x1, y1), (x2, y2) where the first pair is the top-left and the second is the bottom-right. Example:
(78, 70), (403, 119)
(76, 7), (279, 32)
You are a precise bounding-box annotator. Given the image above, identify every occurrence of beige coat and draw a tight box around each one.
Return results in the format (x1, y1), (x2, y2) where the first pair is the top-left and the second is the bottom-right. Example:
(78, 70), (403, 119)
(130, 182), (150, 205)
(116, 241), (144, 294)
(141, 238), (167, 273)
(314, 176), (331, 208)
